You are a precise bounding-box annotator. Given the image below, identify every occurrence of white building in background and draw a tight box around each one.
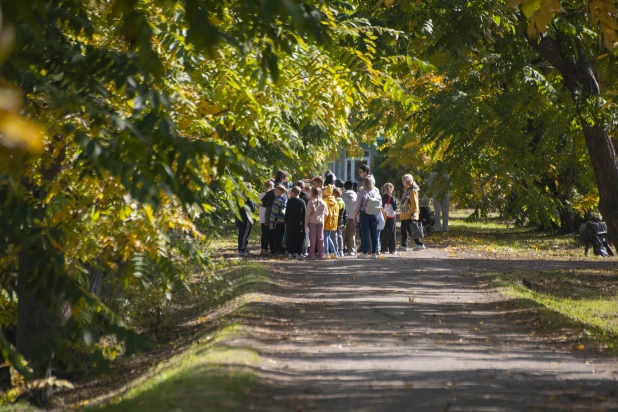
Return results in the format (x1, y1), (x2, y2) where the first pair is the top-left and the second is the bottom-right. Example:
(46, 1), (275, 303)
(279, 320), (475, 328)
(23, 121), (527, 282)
(325, 141), (381, 182)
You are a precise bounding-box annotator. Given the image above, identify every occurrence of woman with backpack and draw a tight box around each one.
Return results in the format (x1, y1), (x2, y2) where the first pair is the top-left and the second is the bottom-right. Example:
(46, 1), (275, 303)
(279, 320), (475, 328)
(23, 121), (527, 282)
(398, 174), (425, 252)
(354, 177), (382, 259)
(380, 183), (398, 255)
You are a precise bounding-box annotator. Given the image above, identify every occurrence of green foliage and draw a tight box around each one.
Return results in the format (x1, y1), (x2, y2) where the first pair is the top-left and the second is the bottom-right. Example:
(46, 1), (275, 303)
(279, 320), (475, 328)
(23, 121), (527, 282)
(0, 0), (420, 401)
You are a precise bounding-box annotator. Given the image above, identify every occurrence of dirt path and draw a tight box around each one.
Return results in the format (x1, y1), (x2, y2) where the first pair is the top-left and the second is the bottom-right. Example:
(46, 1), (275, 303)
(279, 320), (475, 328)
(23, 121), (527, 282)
(220, 248), (618, 411)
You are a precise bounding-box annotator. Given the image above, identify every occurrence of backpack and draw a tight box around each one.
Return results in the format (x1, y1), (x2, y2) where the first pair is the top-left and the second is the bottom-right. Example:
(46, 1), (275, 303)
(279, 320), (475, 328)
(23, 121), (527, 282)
(384, 196), (396, 219)
(579, 219), (615, 257)
(336, 198), (346, 226)
(365, 193), (382, 215)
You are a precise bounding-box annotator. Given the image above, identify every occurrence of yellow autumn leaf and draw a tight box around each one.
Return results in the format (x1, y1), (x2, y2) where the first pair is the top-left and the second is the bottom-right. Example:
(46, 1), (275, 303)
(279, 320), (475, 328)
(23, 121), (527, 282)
(0, 112), (46, 153)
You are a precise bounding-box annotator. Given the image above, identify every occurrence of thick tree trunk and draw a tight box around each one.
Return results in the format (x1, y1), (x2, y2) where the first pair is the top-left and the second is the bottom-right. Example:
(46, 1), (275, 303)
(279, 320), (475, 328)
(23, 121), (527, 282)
(16, 250), (57, 407)
(526, 33), (618, 248)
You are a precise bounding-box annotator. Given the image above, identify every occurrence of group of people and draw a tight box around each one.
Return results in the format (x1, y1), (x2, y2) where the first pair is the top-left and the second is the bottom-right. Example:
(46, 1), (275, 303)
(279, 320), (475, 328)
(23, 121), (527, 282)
(236, 163), (449, 260)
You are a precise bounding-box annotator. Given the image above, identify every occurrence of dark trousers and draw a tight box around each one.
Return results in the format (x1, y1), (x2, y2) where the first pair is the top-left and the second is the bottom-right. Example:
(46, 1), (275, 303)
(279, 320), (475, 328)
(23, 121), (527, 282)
(237, 221), (253, 252)
(401, 219), (423, 248)
(260, 224), (269, 250)
(272, 223), (286, 254)
(360, 212), (379, 254)
(287, 228), (304, 255)
(380, 218), (397, 253)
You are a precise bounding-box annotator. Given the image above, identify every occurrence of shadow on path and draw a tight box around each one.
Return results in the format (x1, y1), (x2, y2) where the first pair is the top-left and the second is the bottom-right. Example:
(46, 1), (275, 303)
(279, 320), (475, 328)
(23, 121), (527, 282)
(228, 251), (618, 411)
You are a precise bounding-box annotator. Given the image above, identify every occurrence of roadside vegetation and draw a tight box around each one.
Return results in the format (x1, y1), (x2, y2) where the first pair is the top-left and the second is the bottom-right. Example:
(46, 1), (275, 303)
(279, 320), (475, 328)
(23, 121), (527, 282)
(432, 209), (590, 260)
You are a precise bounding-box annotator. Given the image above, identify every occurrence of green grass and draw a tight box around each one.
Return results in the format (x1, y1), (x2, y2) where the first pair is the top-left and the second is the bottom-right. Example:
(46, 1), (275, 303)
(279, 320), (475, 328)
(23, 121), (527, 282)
(484, 269), (618, 349)
(87, 261), (273, 411)
(93, 325), (259, 412)
(432, 209), (591, 259)
(208, 223), (261, 253)
(72, 261), (272, 411)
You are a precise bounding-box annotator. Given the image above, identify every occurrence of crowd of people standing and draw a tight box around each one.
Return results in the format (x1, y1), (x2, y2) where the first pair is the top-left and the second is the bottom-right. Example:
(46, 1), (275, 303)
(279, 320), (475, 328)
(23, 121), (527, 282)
(236, 164), (450, 259)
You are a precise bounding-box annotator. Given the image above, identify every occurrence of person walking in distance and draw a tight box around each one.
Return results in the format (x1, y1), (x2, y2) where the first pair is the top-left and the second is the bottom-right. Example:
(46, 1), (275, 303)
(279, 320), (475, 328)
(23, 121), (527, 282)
(427, 160), (450, 232)
(398, 174), (425, 252)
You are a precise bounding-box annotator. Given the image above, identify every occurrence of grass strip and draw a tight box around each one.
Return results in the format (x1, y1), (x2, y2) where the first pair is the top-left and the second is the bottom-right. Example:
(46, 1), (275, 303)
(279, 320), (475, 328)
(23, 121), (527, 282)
(484, 269), (618, 350)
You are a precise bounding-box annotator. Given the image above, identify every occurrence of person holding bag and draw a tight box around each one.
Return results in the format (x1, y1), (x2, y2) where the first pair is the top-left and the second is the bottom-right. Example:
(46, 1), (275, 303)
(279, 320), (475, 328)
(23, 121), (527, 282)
(354, 177), (382, 259)
(398, 174), (425, 252)
(380, 183), (398, 255)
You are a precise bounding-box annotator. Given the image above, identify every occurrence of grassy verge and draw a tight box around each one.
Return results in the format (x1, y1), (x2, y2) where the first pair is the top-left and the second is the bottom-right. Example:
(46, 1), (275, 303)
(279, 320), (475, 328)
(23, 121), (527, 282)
(57, 261), (272, 410)
(431, 209), (597, 260)
(482, 269), (618, 351)
(93, 325), (259, 412)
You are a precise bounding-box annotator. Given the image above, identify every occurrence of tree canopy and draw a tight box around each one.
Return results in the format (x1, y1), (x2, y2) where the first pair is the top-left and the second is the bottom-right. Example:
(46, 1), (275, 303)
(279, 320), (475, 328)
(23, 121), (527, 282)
(1, 0), (618, 406)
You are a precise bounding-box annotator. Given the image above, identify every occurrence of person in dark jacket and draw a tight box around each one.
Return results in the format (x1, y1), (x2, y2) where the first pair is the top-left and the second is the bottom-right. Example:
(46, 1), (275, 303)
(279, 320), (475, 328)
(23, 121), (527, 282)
(260, 170), (292, 253)
(236, 183), (256, 256)
(295, 180), (311, 204)
(285, 186), (306, 258)
(270, 184), (288, 255)
(380, 182), (398, 254)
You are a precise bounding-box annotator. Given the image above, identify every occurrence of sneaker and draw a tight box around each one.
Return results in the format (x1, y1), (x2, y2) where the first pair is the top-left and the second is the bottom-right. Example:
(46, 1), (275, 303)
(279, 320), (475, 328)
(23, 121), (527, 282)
(377, 251), (381, 256)
(330, 253), (338, 259)
(324, 254), (330, 259)
(371, 253), (378, 259)
(413, 245), (426, 251)
(390, 251), (397, 255)
(349, 251), (357, 256)
(288, 254), (294, 259)
(298, 254), (306, 259)
(397, 246), (408, 252)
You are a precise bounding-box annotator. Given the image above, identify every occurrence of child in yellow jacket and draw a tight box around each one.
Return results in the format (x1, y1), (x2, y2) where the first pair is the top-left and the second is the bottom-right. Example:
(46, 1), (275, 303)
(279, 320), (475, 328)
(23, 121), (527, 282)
(323, 185), (340, 258)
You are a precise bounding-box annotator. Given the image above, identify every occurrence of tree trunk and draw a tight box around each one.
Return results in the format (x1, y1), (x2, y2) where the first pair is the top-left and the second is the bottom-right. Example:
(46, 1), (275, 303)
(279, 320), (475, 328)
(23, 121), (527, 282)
(16, 250), (57, 407)
(526, 33), (618, 248)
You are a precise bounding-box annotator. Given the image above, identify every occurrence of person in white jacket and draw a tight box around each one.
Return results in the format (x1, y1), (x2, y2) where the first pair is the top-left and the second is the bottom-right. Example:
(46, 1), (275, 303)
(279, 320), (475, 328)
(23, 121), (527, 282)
(341, 180), (358, 256)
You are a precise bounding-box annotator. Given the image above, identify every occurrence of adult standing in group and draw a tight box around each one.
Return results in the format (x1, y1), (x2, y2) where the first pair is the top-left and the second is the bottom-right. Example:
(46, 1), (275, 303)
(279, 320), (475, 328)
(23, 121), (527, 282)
(355, 177), (382, 259)
(261, 170), (292, 253)
(358, 164), (375, 187)
(398, 174), (425, 252)
(427, 161), (450, 232)
(357, 164), (377, 253)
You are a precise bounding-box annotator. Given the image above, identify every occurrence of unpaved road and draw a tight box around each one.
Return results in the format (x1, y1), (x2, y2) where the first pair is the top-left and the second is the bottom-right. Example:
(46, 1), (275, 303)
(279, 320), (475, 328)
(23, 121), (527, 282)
(222, 248), (618, 411)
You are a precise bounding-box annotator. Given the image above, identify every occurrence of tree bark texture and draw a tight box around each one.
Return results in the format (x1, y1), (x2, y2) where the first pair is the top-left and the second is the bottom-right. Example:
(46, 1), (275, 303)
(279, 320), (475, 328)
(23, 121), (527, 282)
(526, 33), (618, 247)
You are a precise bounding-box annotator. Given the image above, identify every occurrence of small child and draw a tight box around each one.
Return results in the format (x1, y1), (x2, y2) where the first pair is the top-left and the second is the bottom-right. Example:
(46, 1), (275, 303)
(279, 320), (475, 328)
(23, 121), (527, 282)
(311, 175), (324, 190)
(285, 186), (306, 258)
(236, 182), (256, 256)
(322, 185), (339, 258)
(258, 180), (274, 256)
(332, 188), (347, 257)
(380, 182), (398, 254)
(341, 180), (357, 256)
(270, 184), (288, 255)
(305, 187), (328, 259)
